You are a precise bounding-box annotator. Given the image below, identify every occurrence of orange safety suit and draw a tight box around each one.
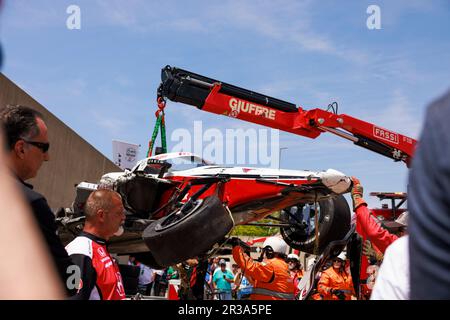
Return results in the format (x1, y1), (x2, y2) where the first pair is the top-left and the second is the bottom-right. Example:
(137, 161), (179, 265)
(317, 266), (356, 300)
(290, 269), (304, 280)
(291, 270), (303, 298)
(232, 246), (295, 300)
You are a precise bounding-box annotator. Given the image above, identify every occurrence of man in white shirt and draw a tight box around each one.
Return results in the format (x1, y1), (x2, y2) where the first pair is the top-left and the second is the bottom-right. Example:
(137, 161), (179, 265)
(138, 263), (154, 295)
(370, 236), (409, 300)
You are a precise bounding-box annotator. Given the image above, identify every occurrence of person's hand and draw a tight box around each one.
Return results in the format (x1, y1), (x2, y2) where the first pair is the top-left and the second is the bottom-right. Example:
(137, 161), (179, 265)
(229, 237), (244, 247)
(351, 177), (367, 210)
(363, 240), (383, 262)
(362, 240), (376, 257)
(330, 289), (346, 300)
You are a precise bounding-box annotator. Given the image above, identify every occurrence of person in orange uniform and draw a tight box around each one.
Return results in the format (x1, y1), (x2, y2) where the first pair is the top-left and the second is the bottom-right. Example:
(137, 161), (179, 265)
(318, 252), (356, 300)
(287, 253), (303, 298)
(230, 236), (295, 300)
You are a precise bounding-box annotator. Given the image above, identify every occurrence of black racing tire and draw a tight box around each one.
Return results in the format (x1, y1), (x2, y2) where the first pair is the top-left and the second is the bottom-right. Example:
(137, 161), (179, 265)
(142, 195), (234, 268)
(280, 195), (351, 255)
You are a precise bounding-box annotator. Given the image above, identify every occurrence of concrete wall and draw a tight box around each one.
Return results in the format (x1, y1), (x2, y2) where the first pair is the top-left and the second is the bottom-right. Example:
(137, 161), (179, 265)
(0, 73), (121, 209)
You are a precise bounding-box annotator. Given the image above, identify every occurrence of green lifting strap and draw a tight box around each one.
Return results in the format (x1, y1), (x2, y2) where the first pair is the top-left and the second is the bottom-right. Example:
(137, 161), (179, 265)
(160, 113), (167, 154)
(147, 111), (167, 157)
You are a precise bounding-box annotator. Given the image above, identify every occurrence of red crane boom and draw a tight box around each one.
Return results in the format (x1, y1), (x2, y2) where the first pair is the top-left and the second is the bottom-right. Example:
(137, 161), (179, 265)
(158, 66), (416, 166)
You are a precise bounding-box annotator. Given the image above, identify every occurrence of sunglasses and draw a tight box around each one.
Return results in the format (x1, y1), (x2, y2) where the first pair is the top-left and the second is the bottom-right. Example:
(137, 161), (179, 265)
(333, 259), (343, 263)
(23, 140), (50, 153)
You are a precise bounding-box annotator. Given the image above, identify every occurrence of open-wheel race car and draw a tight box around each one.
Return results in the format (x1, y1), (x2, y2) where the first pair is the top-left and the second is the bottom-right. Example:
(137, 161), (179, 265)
(57, 152), (352, 269)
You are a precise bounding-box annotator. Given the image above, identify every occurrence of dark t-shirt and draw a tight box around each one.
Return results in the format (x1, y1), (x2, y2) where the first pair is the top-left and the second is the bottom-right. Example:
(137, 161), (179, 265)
(19, 179), (75, 296)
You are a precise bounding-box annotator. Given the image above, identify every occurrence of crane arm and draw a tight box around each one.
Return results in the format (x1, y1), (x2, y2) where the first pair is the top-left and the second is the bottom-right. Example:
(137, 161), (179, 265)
(158, 65), (416, 167)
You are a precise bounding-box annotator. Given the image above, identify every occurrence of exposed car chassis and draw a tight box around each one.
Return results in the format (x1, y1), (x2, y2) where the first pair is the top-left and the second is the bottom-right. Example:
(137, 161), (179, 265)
(57, 152), (352, 269)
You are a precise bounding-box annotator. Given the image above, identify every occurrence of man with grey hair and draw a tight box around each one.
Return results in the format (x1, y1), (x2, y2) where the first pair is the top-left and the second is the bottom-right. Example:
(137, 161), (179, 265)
(65, 189), (126, 300)
(0, 105), (75, 296)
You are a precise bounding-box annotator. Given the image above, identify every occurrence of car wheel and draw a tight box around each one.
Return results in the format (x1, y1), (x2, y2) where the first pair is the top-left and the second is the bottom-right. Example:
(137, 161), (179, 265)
(142, 195), (234, 268)
(280, 195), (351, 255)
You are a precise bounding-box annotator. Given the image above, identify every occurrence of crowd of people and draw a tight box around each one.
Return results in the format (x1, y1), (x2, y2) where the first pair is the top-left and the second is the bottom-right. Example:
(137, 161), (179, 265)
(125, 255), (255, 300)
(127, 256), (172, 297)
(1, 97), (450, 300)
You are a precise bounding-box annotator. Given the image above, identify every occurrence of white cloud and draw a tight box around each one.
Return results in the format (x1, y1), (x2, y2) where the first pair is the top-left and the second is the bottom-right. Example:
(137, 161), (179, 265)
(114, 76), (133, 87)
(168, 18), (206, 33)
(3, 0), (61, 29)
(206, 0), (369, 64)
(382, 90), (423, 138)
(95, 0), (149, 29)
(91, 110), (131, 136)
(66, 78), (87, 97)
(360, 89), (422, 139)
(368, 53), (420, 84)
(89, 0), (368, 64)
(378, 0), (441, 27)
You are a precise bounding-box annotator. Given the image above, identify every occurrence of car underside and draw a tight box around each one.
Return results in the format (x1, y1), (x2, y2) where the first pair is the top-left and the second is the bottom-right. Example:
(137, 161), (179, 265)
(57, 152), (352, 269)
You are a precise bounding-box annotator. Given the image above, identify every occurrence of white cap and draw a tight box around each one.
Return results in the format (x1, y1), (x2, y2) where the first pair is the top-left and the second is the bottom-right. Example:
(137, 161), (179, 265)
(263, 237), (288, 255)
(337, 251), (346, 261)
(287, 253), (300, 261)
(384, 211), (409, 228)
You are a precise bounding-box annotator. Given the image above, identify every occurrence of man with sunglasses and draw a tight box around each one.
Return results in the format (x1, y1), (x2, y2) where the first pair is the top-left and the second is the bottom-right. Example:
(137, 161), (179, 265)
(0, 105), (75, 296)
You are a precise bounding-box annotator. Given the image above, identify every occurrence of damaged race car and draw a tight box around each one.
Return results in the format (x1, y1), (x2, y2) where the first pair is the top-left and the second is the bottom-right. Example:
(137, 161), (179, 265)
(57, 152), (352, 269)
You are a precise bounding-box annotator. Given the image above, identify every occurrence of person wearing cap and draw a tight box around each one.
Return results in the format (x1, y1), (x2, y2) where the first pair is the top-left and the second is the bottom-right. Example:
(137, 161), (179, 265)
(287, 253), (303, 298)
(212, 259), (234, 300)
(317, 252), (356, 300)
(383, 211), (408, 237)
(230, 236), (295, 300)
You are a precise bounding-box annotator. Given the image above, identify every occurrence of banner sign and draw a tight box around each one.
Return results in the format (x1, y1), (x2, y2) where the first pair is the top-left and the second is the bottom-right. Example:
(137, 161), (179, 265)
(112, 140), (140, 170)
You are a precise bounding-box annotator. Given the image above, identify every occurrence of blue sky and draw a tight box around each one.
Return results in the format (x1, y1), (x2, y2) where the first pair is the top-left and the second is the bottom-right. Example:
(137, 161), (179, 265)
(1, 0), (450, 208)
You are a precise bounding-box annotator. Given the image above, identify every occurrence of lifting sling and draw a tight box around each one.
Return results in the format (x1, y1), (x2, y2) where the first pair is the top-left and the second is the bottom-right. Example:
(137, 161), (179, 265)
(147, 97), (167, 157)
